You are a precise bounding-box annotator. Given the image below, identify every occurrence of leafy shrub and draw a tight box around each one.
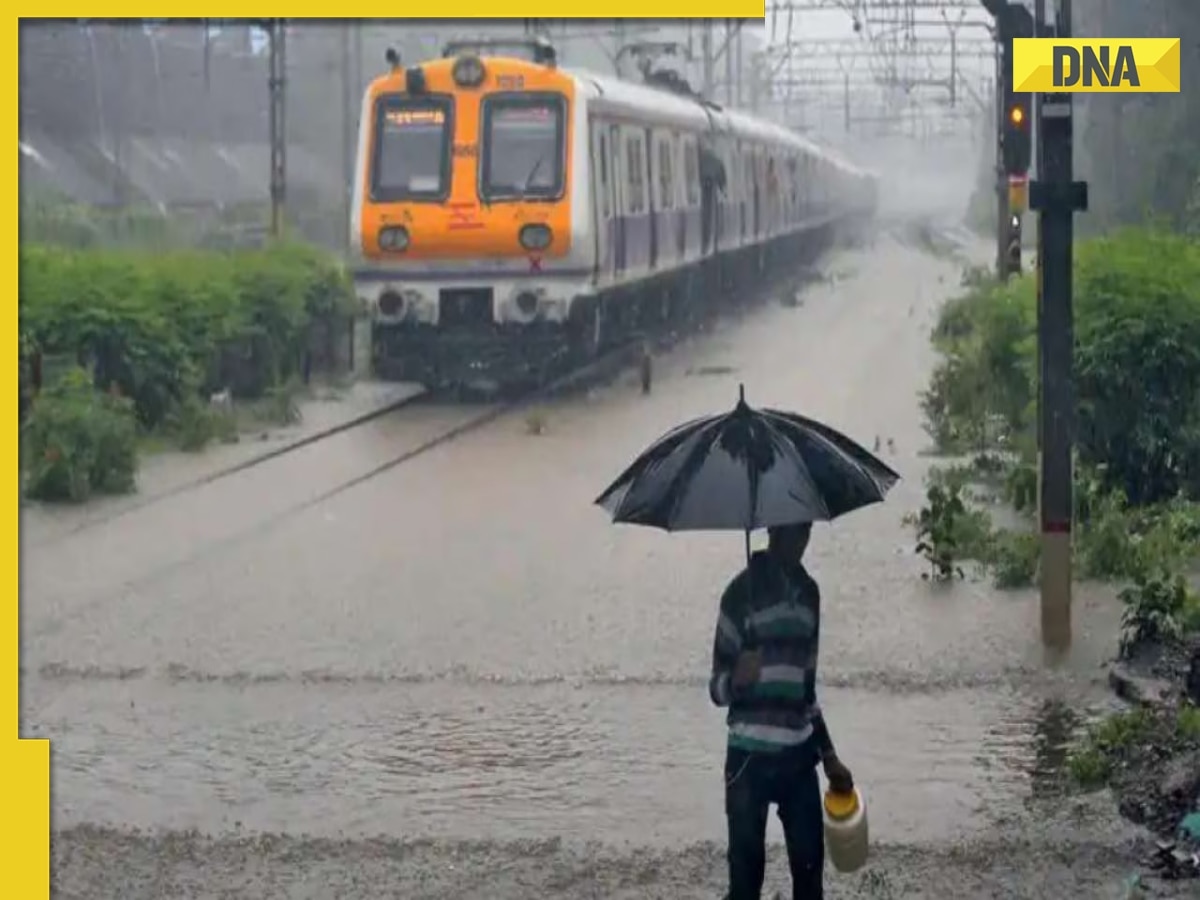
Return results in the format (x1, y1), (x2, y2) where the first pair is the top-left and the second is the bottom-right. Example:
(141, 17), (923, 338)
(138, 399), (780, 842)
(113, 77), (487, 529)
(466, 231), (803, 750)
(906, 476), (992, 581)
(166, 395), (239, 452)
(20, 242), (356, 429)
(22, 367), (138, 502)
(923, 228), (1200, 503)
(1067, 707), (1158, 789)
(987, 529), (1040, 589)
(1118, 568), (1198, 659)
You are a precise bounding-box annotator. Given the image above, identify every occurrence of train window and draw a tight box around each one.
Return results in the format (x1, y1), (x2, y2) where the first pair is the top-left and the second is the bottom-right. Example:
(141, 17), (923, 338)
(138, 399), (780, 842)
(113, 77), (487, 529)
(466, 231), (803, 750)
(626, 135), (646, 215)
(684, 140), (700, 207)
(658, 138), (674, 211)
(598, 133), (610, 218)
(370, 93), (453, 202)
(480, 92), (566, 202)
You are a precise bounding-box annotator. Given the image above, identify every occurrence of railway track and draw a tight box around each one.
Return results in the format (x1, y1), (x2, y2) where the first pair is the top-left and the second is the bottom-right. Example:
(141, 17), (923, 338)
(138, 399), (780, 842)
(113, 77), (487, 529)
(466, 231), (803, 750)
(27, 337), (650, 640)
(47, 335), (653, 542)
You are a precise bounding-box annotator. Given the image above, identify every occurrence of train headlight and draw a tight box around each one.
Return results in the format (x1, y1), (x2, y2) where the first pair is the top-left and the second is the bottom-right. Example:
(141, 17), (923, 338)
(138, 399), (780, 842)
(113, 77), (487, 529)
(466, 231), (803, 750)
(379, 226), (410, 252)
(452, 55), (486, 88)
(515, 291), (540, 317)
(378, 289), (406, 318)
(519, 224), (552, 251)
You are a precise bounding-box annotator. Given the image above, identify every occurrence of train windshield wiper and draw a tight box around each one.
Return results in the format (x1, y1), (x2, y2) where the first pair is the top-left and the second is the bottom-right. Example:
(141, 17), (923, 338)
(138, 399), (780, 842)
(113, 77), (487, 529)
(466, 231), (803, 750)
(517, 155), (546, 198)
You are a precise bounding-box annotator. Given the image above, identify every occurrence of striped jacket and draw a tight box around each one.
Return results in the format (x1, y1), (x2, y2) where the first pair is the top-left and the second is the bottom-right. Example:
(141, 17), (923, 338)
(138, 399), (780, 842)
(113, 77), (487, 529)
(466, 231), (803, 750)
(709, 551), (826, 755)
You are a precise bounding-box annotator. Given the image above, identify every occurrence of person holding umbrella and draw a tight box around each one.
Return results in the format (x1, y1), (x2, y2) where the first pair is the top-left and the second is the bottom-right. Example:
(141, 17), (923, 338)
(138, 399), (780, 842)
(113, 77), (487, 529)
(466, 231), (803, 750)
(711, 521), (851, 900)
(594, 385), (898, 900)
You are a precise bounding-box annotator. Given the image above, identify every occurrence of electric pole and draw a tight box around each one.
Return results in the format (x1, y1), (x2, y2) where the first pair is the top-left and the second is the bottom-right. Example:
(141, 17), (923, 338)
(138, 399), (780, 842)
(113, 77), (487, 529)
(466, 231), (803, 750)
(1030, 0), (1087, 650)
(725, 19), (735, 105)
(702, 21), (714, 100)
(267, 19), (287, 239)
(341, 22), (353, 256)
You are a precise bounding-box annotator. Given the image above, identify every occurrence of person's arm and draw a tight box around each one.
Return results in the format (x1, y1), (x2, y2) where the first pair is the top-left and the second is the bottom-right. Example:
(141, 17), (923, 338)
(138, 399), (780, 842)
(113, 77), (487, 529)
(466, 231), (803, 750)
(806, 582), (836, 759)
(709, 576), (744, 708)
(807, 581), (854, 790)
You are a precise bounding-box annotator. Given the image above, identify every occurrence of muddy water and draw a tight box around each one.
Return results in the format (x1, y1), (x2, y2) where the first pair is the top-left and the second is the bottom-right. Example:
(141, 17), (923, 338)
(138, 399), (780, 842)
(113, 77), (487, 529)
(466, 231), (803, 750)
(26, 238), (1130, 864)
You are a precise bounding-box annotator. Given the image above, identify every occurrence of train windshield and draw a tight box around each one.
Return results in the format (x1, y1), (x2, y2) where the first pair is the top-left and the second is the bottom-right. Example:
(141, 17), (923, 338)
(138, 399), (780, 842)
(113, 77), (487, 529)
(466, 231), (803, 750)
(371, 94), (452, 201)
(480, 94), (565, 201)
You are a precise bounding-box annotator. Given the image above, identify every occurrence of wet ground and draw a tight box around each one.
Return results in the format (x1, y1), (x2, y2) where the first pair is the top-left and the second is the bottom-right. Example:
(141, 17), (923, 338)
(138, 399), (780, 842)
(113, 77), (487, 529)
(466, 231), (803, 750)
(26, 233), (1175, 898)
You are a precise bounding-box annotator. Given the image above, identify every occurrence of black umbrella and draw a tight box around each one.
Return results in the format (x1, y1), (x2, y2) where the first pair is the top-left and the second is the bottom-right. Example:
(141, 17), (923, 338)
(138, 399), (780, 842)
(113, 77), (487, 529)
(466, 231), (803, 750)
(595, 385), (899, 537)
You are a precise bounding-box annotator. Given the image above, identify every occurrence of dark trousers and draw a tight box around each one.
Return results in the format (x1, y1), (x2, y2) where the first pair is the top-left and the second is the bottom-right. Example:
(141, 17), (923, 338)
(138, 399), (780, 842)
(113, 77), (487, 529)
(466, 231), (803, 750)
(724, 744), (824, 900)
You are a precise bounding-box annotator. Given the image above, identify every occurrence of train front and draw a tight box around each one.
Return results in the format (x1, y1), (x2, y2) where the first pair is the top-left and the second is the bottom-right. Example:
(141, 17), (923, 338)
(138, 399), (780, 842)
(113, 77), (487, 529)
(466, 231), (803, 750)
(350, 43), (590, 389)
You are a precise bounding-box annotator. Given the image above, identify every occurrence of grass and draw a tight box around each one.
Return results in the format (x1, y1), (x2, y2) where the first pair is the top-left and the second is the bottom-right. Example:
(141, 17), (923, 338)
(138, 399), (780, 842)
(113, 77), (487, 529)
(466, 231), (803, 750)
(1067, 707), (1158, 789)
(1178, 705), (1200, 741)
(1067, 703), (1200, 790)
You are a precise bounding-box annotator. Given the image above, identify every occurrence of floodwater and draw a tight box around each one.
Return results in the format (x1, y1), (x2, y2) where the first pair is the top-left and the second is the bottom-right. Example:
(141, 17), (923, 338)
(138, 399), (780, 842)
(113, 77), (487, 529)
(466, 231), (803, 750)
(26, 234), (1154, 897)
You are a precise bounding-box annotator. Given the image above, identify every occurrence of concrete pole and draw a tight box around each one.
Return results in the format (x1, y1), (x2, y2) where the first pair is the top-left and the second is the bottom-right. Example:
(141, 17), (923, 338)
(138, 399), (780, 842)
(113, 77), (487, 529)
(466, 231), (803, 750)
(1032, 0), (1087, 651)
(341, 22), (353, 256)
(724, 20), (734, 106)
(702, 22), (714, 100)
(268, 19), (287, 239)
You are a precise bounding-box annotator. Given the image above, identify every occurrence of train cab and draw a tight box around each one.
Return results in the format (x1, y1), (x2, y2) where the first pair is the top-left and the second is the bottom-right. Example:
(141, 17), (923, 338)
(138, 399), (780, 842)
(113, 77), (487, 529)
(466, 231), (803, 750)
(350, 40), (593, 383)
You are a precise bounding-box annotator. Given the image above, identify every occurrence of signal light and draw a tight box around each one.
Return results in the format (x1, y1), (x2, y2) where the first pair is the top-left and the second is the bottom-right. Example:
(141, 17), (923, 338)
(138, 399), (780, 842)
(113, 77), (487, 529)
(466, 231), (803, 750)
(1010, 106), (1025, 126)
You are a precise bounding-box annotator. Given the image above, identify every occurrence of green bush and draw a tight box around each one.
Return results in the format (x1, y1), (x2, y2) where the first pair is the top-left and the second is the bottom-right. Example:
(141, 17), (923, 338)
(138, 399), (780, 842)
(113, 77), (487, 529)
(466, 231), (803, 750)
(987, 529), (1040, 589)
(1067, 707), (1158, 789)
(1118, 567), (1198, 659)
(22, 367), (138, 502)
(20, 242), (356, 430)
(924, 228), (1200, 505)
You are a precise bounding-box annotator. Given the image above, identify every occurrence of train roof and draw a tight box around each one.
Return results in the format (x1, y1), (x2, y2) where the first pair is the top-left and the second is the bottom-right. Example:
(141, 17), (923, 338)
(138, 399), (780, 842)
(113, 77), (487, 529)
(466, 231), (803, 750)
(565, 66), (873, 177)
(566, 66), (717, 131)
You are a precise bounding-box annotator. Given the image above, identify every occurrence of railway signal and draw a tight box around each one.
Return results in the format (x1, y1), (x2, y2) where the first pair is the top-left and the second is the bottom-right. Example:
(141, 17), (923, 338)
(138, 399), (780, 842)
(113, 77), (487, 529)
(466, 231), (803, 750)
(1003, 174), (1028, 278)
(1003, 94), (1033, 175)
(1005, 214), (1022, 274)
(1000, 2), (1034, 177)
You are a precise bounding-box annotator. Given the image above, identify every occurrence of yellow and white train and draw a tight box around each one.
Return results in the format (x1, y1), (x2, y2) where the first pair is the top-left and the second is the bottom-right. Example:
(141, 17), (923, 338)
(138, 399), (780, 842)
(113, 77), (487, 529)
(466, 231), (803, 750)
(351, 39), (878, 389)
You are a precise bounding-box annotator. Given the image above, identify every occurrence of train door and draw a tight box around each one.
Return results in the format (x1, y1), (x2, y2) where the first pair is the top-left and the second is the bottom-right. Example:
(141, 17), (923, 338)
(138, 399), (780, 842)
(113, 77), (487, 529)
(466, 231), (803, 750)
(752, 150), (761, 239)
(609, 123), (626, 278)
(590, 123), (611, 279)
(644, 127), (658, 271)
(696, 139), (714, 256)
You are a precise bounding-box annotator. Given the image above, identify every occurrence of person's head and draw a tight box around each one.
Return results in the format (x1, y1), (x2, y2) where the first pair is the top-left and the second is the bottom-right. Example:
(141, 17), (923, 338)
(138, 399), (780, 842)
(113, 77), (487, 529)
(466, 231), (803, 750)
(767, 522), (813, 562)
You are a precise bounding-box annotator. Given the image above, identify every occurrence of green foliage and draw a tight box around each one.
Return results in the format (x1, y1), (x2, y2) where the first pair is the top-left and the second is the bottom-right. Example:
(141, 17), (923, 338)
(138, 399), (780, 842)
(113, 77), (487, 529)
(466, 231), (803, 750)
(1072, 229), (1200, 504)
(1067, 707), (1158, 789)
(906, 464), (1042, 590)
(22, 367), (138, 503)
(922, 271), (1037, 454)
(166, 396), (239, 453)
(923, 229), (1200, 506)
(906, 476), (992, 581)
(20, 242), (356, 430)
(1178, 705), (1200, 742)
(1118, 568), (1199, 659)
(988, 529), (1040, 589)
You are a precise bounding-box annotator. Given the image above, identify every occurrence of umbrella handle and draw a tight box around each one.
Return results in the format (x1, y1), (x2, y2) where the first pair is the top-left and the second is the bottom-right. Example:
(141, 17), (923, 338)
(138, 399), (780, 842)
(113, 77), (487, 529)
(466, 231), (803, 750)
(743, 527), (756, 647)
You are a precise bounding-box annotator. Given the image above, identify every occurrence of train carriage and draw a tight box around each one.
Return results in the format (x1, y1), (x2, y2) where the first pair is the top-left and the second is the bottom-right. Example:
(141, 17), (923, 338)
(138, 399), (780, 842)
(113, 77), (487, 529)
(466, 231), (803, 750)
(350, 39), (878, 390)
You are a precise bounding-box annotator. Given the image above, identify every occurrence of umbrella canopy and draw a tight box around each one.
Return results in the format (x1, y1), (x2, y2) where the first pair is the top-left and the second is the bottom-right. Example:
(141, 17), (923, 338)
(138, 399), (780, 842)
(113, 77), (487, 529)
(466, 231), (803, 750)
(595, 385), (899, 532)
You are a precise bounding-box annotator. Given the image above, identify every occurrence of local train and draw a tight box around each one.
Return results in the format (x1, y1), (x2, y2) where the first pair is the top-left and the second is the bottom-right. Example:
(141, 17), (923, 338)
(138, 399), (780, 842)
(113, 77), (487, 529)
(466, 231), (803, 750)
(350, 39), (878, 389)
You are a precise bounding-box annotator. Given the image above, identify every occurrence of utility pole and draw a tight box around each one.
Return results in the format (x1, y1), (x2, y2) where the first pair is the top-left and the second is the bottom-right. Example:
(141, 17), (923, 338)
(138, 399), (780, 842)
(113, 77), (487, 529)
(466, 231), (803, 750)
(724, 20), (734, 106)
(702, 21), (714, 100)
(341, 22), (354, 256)
(267, 18), (287, 239)
(734, 21), (743, 107)
(1030, 0), (1087, 650)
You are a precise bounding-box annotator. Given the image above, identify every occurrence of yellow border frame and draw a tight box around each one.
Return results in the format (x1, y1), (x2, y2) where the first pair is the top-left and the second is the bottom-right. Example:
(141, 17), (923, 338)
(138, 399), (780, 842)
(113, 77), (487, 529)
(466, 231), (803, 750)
(12, 13), (771, 896)
(12, 14), (50, 894)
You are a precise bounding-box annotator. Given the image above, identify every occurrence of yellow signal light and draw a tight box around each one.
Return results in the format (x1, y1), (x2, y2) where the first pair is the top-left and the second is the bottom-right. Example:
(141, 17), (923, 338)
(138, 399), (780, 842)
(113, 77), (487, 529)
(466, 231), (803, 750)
(1010, 106), (1025, 126)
